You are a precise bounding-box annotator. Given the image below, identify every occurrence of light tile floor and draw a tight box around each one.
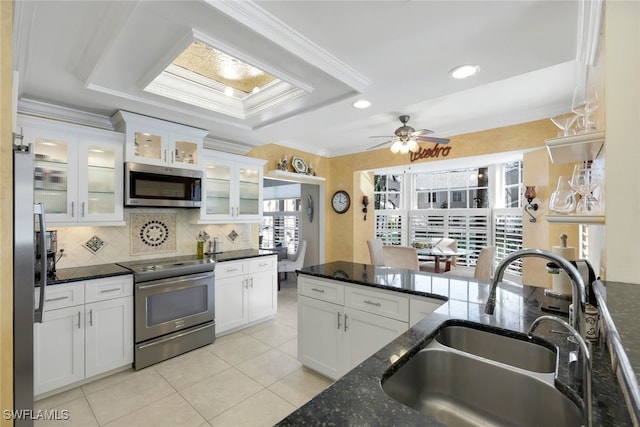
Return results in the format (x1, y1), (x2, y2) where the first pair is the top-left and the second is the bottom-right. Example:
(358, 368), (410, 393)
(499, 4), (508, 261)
(34, 278), (333, 427)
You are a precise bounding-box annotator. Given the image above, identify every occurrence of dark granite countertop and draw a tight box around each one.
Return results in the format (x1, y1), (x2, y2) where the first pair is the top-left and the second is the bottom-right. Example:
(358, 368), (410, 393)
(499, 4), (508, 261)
(46, 263), (132, 285)
(210, 249), (279, 263)
(47, 249), (276, 285)
(278, 261), (635, 426)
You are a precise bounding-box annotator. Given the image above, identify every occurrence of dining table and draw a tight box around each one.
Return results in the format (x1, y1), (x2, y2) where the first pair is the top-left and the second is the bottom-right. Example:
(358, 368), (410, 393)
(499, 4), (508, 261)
(416, 247), (470, 273)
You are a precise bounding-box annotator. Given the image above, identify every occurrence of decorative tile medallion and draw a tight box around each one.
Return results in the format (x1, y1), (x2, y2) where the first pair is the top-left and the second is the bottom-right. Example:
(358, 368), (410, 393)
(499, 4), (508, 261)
(227, 229), (238, 243)
(83, 235), (105, 253)
(131, 213), (177, 255)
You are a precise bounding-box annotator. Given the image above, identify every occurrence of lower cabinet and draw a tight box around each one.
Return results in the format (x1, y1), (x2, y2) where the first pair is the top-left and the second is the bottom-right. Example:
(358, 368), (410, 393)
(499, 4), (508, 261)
(215, 256), (277, 335)
(298, 275), (443, 380)
(34, 276), (133, 396)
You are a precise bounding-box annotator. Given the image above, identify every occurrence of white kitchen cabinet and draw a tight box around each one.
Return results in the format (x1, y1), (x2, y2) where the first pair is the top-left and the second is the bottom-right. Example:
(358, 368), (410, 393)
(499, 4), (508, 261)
(111, 110), (207, 170)
(199, 151), (266, 223)
(34, 305), (85, 396)
(84, 276), (134, 378)
(297, 275), (442, 380)
(34, 275), (133, 397)
(298, 295), (344, 379)
(215, 256), (277, 335)
(20, 115), (125, 226)
(343, 307), (408, 370)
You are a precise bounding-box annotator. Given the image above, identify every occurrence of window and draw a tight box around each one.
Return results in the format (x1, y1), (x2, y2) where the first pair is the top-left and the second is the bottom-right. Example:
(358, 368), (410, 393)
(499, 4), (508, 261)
(414, 168), (489, 209)
(261, 198), (300, 255)
(375, 160), (524, 277)
(503, 161), (523, 208)
(374, 174), (402, 210)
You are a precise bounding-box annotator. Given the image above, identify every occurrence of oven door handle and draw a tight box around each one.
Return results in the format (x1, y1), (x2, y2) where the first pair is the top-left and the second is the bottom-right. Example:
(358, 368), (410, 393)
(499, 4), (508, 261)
(136, 272), (213, 291)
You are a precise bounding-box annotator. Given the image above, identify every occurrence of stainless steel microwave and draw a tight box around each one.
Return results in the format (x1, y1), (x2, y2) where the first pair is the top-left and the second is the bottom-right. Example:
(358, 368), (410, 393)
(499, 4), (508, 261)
(125, 163), (202, 208)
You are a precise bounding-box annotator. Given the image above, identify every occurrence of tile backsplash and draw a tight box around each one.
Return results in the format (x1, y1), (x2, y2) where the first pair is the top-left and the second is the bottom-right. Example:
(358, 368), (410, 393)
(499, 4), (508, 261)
(54, 208), (255, 268)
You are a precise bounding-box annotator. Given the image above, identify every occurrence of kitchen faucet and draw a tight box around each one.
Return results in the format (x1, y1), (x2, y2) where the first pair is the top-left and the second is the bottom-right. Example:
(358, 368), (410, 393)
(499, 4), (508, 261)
(529, 315), (592, 427)
(484, 248), (586, 336)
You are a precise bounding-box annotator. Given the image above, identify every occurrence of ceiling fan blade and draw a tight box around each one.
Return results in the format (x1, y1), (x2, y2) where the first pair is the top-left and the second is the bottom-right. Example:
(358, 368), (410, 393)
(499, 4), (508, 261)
(369, 135), (393, 138)
(415, 136), (450, 144)
(411, 129), (435, 136)
(366, 140), (392, 150)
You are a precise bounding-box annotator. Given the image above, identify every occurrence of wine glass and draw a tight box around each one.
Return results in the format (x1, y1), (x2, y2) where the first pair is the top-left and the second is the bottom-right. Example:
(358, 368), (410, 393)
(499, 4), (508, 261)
(549, 176), (576, 214)
(572, 87), (599, 133)
(550, 113), (578, 137)
(570, 164), (601, 215)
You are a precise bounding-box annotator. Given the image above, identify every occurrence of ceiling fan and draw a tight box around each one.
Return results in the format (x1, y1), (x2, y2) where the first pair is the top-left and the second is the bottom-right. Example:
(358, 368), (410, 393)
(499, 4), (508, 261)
(367, 115), (450, 153)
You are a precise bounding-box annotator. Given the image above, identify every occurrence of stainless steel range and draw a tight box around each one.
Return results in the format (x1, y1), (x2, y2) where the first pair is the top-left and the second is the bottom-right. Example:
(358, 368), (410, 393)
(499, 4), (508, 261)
(117, 256), (215, 370)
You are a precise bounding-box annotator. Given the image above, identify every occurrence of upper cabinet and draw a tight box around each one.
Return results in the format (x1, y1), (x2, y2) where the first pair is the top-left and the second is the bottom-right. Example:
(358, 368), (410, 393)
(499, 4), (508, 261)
(111, 111), (208, 171)
(20, 116), (125, 226)
(199, 150), (266, 223)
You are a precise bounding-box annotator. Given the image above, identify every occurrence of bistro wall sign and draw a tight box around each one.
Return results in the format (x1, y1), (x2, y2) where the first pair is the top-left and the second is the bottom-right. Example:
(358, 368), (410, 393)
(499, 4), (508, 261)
(409, 144), (452, 162)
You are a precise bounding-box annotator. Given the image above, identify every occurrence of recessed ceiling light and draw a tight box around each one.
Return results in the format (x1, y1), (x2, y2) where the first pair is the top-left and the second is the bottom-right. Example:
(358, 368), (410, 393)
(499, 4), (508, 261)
(449, 64), (480, 80)
(352, 100), (371, 109)
(224, 86), (234, 96)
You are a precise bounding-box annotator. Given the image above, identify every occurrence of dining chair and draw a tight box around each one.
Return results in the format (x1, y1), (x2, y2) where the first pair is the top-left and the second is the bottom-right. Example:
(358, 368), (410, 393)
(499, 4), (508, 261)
(444, 245), (496, 281)
(367, 239), (385, 265)
(382, 245), (420, 270)
(277, 240), (307, 289)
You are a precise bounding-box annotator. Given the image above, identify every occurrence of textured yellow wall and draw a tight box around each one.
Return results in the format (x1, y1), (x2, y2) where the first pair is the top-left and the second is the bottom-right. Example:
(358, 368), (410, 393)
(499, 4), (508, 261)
(250, 119), (562, 270)
(522, 149), (580, 287)
(1, 0), (13, 423)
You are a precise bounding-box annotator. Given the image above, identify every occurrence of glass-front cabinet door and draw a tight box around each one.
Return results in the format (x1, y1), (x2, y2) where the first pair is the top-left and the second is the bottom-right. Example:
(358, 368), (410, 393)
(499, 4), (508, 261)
(133, 131), (165, 164)
(204, 161), (232, 217)
(77, 134), (124, 223)
(238, 164), (261, 216)
(33, 133), (78, 222)
(199, 152), (265, 223)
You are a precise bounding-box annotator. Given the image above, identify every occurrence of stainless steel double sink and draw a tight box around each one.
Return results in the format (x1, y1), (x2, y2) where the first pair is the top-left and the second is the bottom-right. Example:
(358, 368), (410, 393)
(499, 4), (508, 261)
(382, 321), (583, 426)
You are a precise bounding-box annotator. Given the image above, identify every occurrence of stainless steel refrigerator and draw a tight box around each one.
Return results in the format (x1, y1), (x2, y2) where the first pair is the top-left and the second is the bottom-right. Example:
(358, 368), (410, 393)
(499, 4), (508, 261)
(13, 142), (47, 427)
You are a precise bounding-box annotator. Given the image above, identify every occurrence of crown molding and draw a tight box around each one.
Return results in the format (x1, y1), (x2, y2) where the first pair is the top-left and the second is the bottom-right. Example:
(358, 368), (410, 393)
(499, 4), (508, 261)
(12, 1), (36, 85)
(203, 136), (253, 155)
(576, 0), (604, 66)
(17, 98), (114, 130)
(204, 0), (370, 93)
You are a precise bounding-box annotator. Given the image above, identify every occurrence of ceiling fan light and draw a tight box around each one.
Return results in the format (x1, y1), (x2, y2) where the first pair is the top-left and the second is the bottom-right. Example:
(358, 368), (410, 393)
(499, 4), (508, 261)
(408, 138), (419, 152)
(390, 140), (402, 153)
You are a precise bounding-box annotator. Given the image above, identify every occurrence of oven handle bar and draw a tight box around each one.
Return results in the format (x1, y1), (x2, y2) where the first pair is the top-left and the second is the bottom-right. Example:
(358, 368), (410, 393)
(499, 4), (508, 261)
(137, 322), (213, 350)
(136, 272), (213, 291)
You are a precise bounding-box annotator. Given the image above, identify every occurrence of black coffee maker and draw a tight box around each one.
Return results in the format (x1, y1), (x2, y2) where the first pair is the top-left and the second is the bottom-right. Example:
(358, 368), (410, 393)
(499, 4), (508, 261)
(35, 230), (57, 279)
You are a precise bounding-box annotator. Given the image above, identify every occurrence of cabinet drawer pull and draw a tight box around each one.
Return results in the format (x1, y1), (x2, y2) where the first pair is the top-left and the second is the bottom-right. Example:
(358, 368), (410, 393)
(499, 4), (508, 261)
(226, 268), (240, 273)
(259, 263), (269, 267)
(311, 287), (325, 293)
(45, 296), (69, 302)
(99, 288), (121, 293)
(364, 300), (382, 307)
(337, 312), (342, 330)
(81, 202), (85, 218)
(77, 311), (81, 329)
(71, 201), (75, 218)
(89, 309), (93, 326)
(344, 314), (348, 331)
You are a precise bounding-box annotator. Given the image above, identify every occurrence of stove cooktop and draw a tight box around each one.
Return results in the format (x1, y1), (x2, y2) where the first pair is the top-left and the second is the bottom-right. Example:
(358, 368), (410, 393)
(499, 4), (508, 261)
(117, 255), (215, 282)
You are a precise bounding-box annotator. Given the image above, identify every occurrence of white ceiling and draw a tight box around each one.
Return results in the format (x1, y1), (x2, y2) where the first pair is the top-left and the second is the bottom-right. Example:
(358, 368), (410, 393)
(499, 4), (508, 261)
(13, 1), (593, 157)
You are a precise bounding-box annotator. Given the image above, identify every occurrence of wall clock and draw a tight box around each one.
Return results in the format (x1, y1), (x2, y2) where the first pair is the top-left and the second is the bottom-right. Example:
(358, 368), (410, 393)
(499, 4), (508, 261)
(331, 190), (351, 214)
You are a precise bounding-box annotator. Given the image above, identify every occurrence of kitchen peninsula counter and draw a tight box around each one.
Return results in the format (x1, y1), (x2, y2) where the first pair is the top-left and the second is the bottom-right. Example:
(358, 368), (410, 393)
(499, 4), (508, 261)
(278, 261), (636, 426)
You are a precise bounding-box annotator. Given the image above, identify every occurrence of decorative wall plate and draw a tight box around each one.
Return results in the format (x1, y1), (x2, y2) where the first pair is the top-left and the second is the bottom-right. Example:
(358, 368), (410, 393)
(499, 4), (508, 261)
(291, 156), (307, 174)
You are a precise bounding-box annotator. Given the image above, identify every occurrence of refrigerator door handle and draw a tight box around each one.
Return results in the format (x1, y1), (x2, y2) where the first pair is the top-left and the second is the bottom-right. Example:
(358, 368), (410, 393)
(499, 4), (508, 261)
(34, 203), (47, 323)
